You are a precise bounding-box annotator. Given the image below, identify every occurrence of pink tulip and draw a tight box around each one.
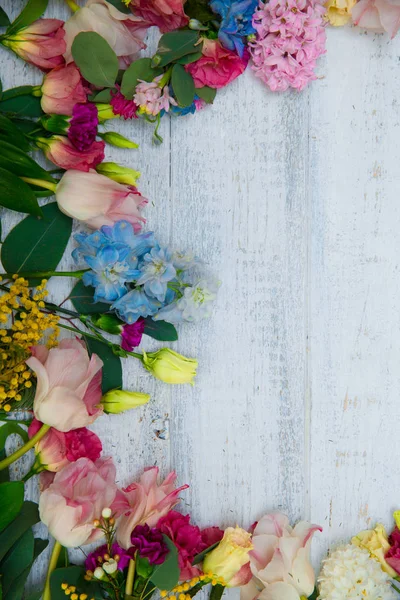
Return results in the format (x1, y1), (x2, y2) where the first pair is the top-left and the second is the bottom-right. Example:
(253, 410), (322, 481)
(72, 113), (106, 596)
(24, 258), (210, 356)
(38, 135), (105, 171)
(28, 417), (102, 472)
(56, 169), (147, 230)
(186, 39), (248, 90)
(2, 19), (66, 71)
(352, 0), (400, 37)
(64, 0), (147, 64)
(129, 0), (189, 32)
(240, 513), (322, 600)
(26, 338), (103, 432)
(41, 63), (88, 115)
(114, 466), (189, 549)
(39, 457), (119, 547)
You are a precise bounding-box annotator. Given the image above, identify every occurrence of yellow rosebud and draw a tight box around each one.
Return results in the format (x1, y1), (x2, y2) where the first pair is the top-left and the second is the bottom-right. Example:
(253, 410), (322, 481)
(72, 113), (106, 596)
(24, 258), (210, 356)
(100, 131), (139, 149)
(352, 523), (396, 576)
(101, 389), (150, 414)
(202, 526), (253, 587)
(142, 348), (198, 385)
(96, 103), (118, 121)
(95, 162), (141, 186)
(324, 0), (356, 25)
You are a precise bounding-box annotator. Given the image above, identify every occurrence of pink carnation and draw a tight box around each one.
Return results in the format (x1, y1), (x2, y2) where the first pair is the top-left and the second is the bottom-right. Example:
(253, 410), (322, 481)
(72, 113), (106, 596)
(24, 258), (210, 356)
(186, 39), (248, 90)
(111, 86), (139, 120)
(249, 0), (327, 92)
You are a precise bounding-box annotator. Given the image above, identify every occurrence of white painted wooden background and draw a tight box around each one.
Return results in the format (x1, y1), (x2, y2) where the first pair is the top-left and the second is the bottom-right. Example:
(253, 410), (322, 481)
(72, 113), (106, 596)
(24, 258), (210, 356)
(2, 0), (400, 593)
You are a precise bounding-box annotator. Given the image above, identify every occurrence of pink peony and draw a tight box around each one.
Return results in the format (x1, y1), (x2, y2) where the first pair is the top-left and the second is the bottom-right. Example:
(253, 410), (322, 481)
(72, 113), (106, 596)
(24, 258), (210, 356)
(64, 0), (147, 64)
(114, 467), (189, 549)
(28, 417), (102, 472)
(249, 0), (327, 92)
(3, 18), (66, 71)
(26, 338), (103, 432)
(186, 39), (248, 90)
(240, 513), (322, 600)
(352, 0), (400, 37)
(386, 528), (400, 575)
(39, 457), (119, 547)
(38, 135), (105, 171)
(41, 63), (88, 115)
(129, 0), (189, 32)
(56, 169), (147, 230)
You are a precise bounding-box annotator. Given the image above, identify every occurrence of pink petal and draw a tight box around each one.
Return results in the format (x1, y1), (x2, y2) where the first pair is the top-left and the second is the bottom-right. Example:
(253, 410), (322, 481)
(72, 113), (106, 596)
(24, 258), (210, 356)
(375, 0), (400, 36)
(352, 0), (384, 29)
(259, 583), (300, 600)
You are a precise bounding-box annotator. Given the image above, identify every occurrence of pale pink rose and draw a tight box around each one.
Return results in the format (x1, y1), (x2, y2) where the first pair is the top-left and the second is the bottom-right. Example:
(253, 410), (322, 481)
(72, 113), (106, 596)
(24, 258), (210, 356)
(353, 0), (400, 37)
(56, 169), (147, 230)
(3, 19), (66, 71)
(39, 135), (105, 171)
(114, 467), (189, 549)
(41, 63), (88, 115)
(129, 0), (189, 32)
(26, 338), (103, 432)
(28, 417), (103, 472)
(64, 0), (147, 64)
(39, 457), (119, 547)
(186, 39), (248, 90)
(240, 513), (322, 600)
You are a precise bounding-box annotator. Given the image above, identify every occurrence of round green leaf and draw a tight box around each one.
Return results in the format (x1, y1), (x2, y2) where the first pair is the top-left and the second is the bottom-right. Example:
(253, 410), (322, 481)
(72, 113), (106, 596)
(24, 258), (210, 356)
(153, 31), (202, 68)
(72, 32), (119, 88)
(150, 536), (180, 591)
(196, 86), (217, 104)
(0, 168), (42, 217)
(1, 202), (72, 284)
(143, 318), (178, 342)
(121, 58), (163, 99)
(0, 482), (24, 533)
(171, 64), (195, 108)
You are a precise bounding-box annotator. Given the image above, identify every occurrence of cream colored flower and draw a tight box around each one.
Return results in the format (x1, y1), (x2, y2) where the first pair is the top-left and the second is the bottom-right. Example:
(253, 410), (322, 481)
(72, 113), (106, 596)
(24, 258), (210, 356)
(325, 0), (357, 25)
(352, 523), (397, 576)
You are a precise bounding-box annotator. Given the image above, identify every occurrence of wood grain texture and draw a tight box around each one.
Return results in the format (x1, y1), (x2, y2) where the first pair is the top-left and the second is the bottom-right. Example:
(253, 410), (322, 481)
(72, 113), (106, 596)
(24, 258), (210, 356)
(1, 0), (400, 593)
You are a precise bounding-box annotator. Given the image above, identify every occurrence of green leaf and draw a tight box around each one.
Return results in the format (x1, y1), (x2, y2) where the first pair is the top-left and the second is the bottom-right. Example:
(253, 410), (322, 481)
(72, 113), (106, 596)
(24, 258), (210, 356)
(0, 482), (24, 533)
(105, 0), (131, 12)
(121, 58), (163, 100)
(25, 591), (43, 600)
(50, 566), (103, 600)
(3, 566), (30, 600)
(1, 202), (72, 285)
(174, 52), (203, 65)
(0, 168), (42, 217)
(0, 114), (30, 152)
(153, 31), (202, 68)
(209, 584), (225, 600)
(0, 502), (39, 562)
(70, 280), (111, 315)
(195, 86), (217, 104)
(0, 95), (43, 118)
(150, 536), (180, 591)
(55, 546), (69, 569)
(0, 7), (10, 27)
(6, 0), (48, 35)
(143, 318), (178, 342)
(192, 542), (219, 565)
(0, 422), (29, 484)
(0, 529), (34, 596)
(0, 141), (55, 182)
(86, 338), (122, 394)
(185, 0), (217, 22)
(91, 88), (113, 103)
(308, 589), (319, 600)
(171, 64), (195, 108)
(1, 86), (37, 101)
(33, 537), (49, 561)
(72, 32), (119, 88)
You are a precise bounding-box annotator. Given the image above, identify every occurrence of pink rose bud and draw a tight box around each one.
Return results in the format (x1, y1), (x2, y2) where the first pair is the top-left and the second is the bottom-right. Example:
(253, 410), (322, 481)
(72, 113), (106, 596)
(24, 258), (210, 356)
(55, 169), (147, 230)
(186, 39), (248, 90)
(41, 62), (88, 115)
(26, 338), (104, 432)
(1, 18), (66, 71)
(36, 135), (105, 171)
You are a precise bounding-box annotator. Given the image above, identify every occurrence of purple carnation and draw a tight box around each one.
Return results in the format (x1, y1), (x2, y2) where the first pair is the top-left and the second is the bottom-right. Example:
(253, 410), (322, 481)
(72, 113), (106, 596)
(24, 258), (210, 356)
(130, 524), (169, 565)
(121, 318), (145, 351)
(68, 103), (99, 151)
(85, 543), (131, 572)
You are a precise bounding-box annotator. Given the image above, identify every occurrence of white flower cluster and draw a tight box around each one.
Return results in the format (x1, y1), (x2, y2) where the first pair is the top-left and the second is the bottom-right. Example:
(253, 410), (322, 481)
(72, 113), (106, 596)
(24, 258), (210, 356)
(318, 544), (396, 600)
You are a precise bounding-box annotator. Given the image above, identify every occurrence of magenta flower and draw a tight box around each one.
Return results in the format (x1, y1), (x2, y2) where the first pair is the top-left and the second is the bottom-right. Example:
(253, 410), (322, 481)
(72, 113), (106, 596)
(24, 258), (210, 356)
(386, 528), (400, 575)
(249, 0), (327, 92)
(85, 543), (131, 572)
(111, 86), (139, 120)
(68, 103), (99, 151)
(130, 524), (169, 565)
(121, 318), (145, 351)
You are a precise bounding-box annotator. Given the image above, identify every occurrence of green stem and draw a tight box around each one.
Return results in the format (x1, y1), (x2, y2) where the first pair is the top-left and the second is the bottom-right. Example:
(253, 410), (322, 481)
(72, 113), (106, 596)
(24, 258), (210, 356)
(158, 67), (173, 88)
(392, 582), (400, 594)
(64, 0), (80, 11)
(125, 558), (135, 598)
(43, 540), (62, 600)
(20, 177), (57, 192)
(0, 270), (88, 279)
(58, 323), (143, 360)
(0, 423), (50, 471)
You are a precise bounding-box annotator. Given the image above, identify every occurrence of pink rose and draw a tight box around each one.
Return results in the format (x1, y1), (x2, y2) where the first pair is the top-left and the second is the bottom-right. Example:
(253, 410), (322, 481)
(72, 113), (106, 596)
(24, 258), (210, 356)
(114, 467), (189, 549)
(186, 39), (248, 89)
(64, 0), (147, 65)
(386, 528), (400, 575)
(129, 0), (189, 32)
(28, 418), (102, 472)
(56, 169), (147, 230)
(41, 63), (88, 115)
(2, 18), (66, 71)
(240, 513), (322, 600)
(38, 135), (105, 171)
(39, 457), (119, 547)
(352, 0), (400, 37)
(26, 338), (103, 432)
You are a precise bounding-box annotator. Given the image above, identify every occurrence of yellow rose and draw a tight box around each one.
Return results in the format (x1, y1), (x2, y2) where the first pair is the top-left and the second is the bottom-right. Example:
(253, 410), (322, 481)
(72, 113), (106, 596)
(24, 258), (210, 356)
(142, 348), (198, 384)
(352, 524), (396, 576)
(324, 0), (357, 25)
(203, 526), (253, 587)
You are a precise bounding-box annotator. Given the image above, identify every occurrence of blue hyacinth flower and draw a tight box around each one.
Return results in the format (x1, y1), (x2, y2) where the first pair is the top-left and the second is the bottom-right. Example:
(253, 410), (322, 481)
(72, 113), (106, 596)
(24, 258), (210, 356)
(210, 0), (258, 57)
(112, 289), (162, 324)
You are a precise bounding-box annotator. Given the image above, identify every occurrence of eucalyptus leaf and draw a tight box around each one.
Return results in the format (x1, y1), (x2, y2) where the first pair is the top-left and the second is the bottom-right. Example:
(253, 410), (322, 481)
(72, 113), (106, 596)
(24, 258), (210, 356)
(6, 0), (48, 35)
(153, 31), (202, 68)
(0, 502), (39, 562)
(150, 536), (180, 591)
(0, 141), (55, 182)
(171, 64), (195, 107)
(0, 529), (34, 596)
(195, 86), (217, 104)
(0, 168), (42, 217)
(72, 32), (119, 88)
(1, 202), (72, 285)
(91, 88), (113, 103)
(174, 52), (203, 65)
(70, 280), (111, 315)
(143, 318), (178, 342)
(121, 58), (163, 99)
(0, 482), (24, 533)
(86, 338), (122, 393)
